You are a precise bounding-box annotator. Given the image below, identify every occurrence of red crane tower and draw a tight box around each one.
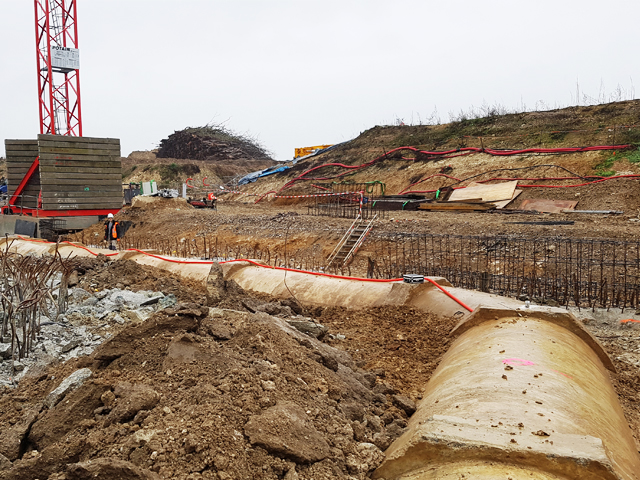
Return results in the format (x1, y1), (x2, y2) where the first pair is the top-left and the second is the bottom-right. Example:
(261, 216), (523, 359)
(2, 1), (121, 225)
(34, 0), (82, 136)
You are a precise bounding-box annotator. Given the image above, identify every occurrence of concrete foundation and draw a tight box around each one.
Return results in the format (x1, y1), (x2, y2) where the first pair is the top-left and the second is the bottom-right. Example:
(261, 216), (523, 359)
(0, 216), (39, 237)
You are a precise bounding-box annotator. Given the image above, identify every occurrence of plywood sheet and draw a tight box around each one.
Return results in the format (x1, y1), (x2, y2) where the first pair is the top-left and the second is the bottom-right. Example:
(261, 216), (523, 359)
(520, 199), (578, 213)
(448, 180), (518, 203)
(494, 189), (522, 209)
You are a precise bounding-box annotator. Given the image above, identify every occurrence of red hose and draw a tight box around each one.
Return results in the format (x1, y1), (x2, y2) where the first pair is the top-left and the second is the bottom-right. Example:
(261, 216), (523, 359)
(255, 190), (277, 203)
(270, 144), (630, 195)
(220, 258), (401, 282)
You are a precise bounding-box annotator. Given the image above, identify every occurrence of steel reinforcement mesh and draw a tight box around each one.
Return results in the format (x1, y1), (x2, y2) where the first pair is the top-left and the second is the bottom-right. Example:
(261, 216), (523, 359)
(370, 233), (640, 310)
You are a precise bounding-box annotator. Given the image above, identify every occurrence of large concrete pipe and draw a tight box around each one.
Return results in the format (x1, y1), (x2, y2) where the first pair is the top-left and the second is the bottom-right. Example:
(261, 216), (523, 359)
(221, 262), (520, 315)
(374, 305), (640, 480)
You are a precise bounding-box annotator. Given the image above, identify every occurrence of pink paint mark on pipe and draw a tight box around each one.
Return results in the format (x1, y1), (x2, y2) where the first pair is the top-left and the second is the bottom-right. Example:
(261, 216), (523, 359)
(551, 369), (574, 380)
(502, 358), (536, 366)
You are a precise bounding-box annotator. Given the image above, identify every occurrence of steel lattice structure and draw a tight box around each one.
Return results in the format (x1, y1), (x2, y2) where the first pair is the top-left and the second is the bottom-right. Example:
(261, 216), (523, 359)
(34, 0), (82, 136)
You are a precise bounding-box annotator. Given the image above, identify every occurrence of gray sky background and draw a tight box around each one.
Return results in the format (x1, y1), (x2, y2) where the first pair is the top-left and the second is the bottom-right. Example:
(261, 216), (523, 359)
(1, 0), (639, 160)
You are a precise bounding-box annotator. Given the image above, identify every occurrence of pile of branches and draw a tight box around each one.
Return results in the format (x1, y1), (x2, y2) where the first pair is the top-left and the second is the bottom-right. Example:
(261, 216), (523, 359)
(0, 241), (80, 372)
(157, 124), (273, 161)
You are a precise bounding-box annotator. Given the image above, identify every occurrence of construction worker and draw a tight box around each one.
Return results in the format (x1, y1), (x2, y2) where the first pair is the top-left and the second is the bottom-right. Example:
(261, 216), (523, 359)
(104, 213), (122, 251)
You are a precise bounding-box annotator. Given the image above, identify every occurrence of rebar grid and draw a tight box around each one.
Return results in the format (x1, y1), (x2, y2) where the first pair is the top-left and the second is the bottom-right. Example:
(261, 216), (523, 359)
(370, 233), (640, 310)
(306, 182), (387, 219)
(0, 239), (81, 372)
(114, 235), (333, 274)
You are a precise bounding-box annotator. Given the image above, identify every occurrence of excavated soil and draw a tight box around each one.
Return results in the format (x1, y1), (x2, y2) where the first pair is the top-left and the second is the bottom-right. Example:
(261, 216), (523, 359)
(0, 258), (459, 480)
(1, 255), (639, 480)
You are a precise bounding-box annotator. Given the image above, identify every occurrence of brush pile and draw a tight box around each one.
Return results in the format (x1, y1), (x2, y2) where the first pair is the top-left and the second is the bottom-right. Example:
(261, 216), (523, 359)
(157, 125), (273, 162)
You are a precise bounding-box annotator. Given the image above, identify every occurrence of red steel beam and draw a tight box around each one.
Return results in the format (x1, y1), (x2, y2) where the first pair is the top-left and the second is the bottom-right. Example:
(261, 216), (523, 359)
(9, 157), (40, 207)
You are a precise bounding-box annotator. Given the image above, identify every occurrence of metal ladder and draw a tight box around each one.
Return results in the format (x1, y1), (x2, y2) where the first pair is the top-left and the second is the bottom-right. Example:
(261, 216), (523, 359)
(326, 214), (377, 268)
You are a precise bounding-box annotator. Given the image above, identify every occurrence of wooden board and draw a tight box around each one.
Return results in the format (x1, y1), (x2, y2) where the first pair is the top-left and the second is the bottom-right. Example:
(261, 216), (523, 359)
(40, 178), (122, 186)
(42, 185), (122, 198)
(520, 199), (578, 214)
(38, 154), (121, 162)
(494, 190), (522, 209)
(38, 146), (121, 156)
(39, 172), (122, 181)
(38, 140), (120, 151)
(39, 159), (122, 168)
(7, 175), (41, 184)
(6, 164), (39, 173)
(7, 171), (40, 180)
(4, 144), (41, 152)
(41, 202), (123, 210)
(7, 150), (38, 162)
(448, 181), (518, 203)
(37, 134), (120, 145)
(39, 166), (122, 175)
(42, 195), (121, 202)
(5, 139), (38, 146)
(6, 157), (40, 169)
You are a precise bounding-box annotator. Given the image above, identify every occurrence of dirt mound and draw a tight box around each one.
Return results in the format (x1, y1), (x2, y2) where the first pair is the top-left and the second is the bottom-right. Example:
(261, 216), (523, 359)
(318, 307), (461, 398)
(0, 303), (425, 479)
(233, 100), (640, 201)
(0, 254), (462, 480)
(121, 154), (277, 189)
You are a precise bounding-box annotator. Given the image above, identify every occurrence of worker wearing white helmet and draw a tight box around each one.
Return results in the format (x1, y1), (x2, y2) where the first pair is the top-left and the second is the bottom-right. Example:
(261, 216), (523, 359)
(104, 213), (122, 251)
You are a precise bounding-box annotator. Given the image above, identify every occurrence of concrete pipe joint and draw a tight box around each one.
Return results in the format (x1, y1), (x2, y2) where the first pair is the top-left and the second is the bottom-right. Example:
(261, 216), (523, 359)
(374, 305), (640, 480)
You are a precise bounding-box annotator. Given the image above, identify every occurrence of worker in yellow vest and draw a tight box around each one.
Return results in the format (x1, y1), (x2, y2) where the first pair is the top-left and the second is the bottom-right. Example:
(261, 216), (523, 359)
(104, 213), (122, 251)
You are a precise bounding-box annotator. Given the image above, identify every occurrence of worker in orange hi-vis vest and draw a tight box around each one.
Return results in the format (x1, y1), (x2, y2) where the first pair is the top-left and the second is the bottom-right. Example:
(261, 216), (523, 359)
(104, 213), (122, 251)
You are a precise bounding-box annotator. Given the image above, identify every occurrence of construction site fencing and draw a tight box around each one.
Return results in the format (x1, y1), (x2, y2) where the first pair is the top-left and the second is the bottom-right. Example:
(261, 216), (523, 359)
(369, 233), (640, 311)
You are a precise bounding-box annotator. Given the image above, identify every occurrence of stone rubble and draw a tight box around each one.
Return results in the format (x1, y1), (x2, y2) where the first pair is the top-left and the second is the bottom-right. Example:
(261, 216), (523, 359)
(0, 287), (177, 389)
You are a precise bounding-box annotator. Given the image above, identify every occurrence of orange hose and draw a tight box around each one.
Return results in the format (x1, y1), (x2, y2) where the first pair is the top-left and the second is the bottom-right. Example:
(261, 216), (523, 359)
(15, 235), (119, 257)
(12, 238), (474, 313)
(425, 277), (473, 312)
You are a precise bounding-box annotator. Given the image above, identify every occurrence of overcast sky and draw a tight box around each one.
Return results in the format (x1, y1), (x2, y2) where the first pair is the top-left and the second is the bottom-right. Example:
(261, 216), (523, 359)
(1, 0), (639, 160)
